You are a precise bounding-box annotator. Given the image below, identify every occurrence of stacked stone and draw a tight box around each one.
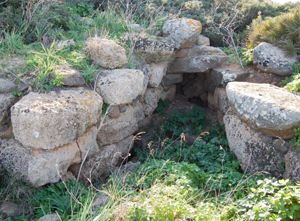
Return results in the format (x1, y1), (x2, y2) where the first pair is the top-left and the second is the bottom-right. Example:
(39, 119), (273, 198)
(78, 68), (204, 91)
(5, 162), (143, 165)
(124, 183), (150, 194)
(4, 17), (298, 187)
(206, 64), (251, 123)
(0, 89), (102, 187)
(163, 18), (229, 105)
(223, 82), (300, 179)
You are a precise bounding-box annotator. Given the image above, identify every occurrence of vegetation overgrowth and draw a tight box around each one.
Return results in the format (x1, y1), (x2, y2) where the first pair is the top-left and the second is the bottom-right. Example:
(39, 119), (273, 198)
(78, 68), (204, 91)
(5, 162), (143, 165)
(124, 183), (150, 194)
(282, 63), (300, 93)
(1, 1), (300, 221)
(247, 6), (300, 56)
(1, 105), (300, 221)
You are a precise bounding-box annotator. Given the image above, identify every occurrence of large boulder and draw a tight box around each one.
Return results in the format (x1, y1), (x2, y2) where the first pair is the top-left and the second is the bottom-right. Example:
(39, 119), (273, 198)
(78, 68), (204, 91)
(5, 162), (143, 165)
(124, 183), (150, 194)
(96, 69), (144, 105)
(226, 82), (300, 139)
(224, 112), (286, 177)
(145, 62), (168, 88)
(97, 102), (144, 146)
(0, 139), (81, 187)
(167, 46), (228, 74)
(134, 35), (175, 63)
(162, 18), (202, 49)
(206, 64), (250, 92)
(253, 42), (297, 76)
(11, 89), (102, 150)
(86, 37), (128, 69)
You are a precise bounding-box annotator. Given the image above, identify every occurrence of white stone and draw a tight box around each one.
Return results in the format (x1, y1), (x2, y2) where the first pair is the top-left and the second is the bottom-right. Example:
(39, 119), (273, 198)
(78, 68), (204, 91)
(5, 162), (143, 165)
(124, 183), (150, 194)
(86, 37), (127, 69)
(96, 69), (144, 105)
(168, 46), (228, 74)
(11, 89), (102, 150)
(163, 18), (202, 49)
(226, 82), (300, 138)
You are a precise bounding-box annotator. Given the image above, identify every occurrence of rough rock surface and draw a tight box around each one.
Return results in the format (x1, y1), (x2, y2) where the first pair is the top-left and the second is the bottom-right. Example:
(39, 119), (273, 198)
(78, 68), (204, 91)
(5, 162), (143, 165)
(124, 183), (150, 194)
(0, 202), (27, 219)
(0, 94), (17, 126)
(253, 42), (297, 76)
(197, 35), (210, 46)
(96, 69), (144, 105)
(146, 62), (168, 88)
(80, 136), (134, 182)
(226, 82), (300, 138)
(86, 37), (127, 69)
(134, 35), (175, 63)
(206, 64), (250, 92)
(284, 147), (300, 181)
(0, 79), (16, 93)
(11, 89), (102, 150)
(168, 46), (228, 73)
(160, 85), (176, 101)
(54, 64), (85, 86)
(77, 126), (99, 159)
(163, 18), (202, 49)
(208, 87), (229, 123)
(224, 112), (286, 177)
(97, 102), (144, 146)
(0, 139), (81, 187)
(143, 87), (163, 116)
(162, 74), (183, 86)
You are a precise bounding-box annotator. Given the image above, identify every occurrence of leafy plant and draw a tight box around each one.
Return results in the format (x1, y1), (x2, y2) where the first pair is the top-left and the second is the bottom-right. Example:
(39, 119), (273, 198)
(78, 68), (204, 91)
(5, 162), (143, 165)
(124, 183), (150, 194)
(161, 106), (206, 137)
(235, 179), (300, 221)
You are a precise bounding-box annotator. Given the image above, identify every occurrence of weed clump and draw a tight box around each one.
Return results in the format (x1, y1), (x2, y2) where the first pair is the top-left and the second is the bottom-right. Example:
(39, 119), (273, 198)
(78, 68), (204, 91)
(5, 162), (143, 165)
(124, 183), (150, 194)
(248, 6), (300, 56)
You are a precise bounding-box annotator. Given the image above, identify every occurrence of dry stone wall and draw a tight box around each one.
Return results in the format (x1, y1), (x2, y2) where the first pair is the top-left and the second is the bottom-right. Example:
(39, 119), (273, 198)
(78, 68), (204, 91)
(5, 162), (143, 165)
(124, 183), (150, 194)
(1, 17), (300, 187)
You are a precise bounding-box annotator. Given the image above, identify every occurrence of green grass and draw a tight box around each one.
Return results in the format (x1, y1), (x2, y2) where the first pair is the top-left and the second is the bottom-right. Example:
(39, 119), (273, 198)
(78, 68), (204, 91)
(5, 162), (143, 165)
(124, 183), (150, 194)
(282, 63), (300, 92)
(0, 31), (25, 55)
(222, 47), (254, 66)
(1, 105), (300, 221)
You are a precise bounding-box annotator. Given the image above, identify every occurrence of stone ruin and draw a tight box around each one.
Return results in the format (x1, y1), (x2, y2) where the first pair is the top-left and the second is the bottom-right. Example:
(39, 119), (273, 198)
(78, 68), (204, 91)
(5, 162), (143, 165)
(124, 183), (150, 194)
(0, 17), (300, 187)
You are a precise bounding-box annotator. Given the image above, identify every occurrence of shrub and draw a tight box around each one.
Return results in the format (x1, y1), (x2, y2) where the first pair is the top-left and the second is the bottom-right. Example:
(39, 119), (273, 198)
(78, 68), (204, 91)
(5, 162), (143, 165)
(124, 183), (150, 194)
(248, 6), (300, 55)
(161, 106), (206, 137)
